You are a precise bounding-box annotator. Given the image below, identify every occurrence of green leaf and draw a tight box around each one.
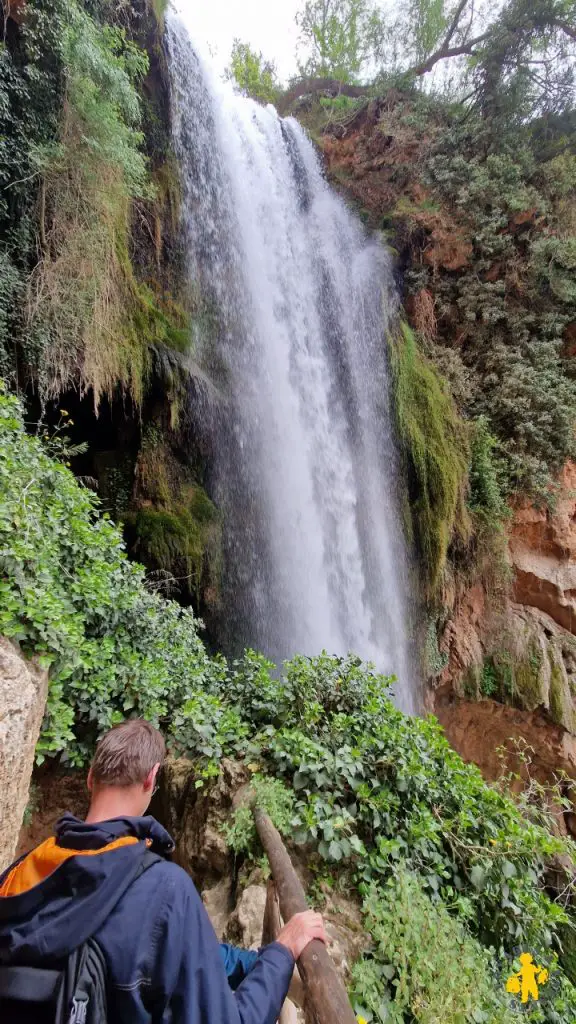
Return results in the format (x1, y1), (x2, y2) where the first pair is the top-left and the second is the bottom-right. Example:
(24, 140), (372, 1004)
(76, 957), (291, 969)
(470, 865), (486, 890)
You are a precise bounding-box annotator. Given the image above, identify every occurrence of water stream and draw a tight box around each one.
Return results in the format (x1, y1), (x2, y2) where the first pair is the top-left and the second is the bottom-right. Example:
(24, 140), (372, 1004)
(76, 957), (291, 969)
(167, 20), (416, 712)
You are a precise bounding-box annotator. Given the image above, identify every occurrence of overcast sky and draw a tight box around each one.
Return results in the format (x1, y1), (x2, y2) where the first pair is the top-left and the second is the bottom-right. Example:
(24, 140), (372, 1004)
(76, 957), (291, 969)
(174, 0), (302, 83)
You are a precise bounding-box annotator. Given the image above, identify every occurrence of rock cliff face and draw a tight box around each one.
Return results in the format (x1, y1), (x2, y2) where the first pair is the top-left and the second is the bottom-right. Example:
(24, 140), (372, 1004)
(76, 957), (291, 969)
(433, 464), (576, 798)
(0, 638), (48, 871)
(510, 462), (576, 635)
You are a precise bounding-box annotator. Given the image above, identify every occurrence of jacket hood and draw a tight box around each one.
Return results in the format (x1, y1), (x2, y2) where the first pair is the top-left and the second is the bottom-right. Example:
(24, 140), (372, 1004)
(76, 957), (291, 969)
(0, 814), (174, 965)
(54, 812), (175, 855)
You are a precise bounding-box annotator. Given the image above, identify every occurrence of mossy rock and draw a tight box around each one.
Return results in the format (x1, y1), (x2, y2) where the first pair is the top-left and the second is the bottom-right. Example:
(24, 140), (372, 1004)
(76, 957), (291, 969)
(548, 646), (576, 733)
(127, 429), (221, 606)
(513, 640), (546, 712)
(126, 487), (220, 604)
(478, 610), (576, 734)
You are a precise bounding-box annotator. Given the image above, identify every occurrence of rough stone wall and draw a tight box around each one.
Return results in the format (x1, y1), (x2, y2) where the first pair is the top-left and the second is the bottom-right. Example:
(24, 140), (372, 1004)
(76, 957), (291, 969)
(0, 637), (48, 871)
(435, 462), (576, 718)
(428, 463), (576, 812)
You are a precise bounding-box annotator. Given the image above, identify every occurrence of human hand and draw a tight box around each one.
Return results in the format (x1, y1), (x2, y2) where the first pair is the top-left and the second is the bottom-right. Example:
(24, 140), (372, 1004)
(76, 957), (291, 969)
(276, 910), (327, 961)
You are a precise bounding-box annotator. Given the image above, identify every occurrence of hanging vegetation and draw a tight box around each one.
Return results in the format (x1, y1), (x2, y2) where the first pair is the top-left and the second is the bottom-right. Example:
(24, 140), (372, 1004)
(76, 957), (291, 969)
(388, 322), (470, 597)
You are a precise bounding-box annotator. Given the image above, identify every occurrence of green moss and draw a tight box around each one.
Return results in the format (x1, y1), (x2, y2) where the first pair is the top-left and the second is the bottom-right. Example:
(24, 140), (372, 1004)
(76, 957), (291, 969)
(153, 154), (182, 237)
(127, 429), (221, 605)
(127, 485), (220, 603)
(126, 282), (191, 356)
(513, 642), (544, 711)
(462, 664), (481, 700)
(388, 323), (470, 597)
(548, 649), (576, 732)
(189, 486), (219, 525)
(549, 658), (566, 727)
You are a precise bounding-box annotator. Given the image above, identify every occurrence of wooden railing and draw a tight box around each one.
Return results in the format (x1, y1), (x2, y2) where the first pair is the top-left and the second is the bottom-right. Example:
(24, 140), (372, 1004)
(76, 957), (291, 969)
(254, 806), (358, 1024)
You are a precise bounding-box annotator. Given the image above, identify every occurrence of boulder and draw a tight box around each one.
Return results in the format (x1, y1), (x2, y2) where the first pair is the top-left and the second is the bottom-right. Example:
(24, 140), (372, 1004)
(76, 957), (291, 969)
(202, 877), (234, 941)
(228, 884), (268, 949)
(0, 638), (48, 871)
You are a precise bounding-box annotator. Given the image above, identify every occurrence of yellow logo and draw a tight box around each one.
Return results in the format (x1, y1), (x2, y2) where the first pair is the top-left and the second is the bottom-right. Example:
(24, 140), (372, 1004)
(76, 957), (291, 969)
(506, 954), (549, 1003)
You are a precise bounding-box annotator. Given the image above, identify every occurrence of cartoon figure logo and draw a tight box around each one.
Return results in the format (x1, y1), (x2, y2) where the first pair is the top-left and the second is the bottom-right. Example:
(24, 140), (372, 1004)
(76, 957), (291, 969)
(506, 954), (549, 1003)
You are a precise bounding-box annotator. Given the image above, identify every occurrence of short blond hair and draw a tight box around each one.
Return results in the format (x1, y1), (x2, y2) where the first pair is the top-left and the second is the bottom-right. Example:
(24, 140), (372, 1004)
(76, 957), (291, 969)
(90, 719), (166, 786)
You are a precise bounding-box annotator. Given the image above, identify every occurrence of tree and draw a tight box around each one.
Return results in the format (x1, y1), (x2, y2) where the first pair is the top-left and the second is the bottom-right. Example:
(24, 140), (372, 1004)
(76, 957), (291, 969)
(225, 40), (280, 104)
(378, 0), (576, 123)
(295, 0), (383, 82)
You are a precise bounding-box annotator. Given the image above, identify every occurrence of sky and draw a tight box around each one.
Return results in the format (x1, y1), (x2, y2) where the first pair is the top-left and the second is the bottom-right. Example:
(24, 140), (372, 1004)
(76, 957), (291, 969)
(174, 0), (302, 83)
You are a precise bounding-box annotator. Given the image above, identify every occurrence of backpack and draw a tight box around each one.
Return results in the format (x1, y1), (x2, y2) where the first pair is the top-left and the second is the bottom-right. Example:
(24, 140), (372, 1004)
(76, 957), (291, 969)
(0, 848), (160, 1024)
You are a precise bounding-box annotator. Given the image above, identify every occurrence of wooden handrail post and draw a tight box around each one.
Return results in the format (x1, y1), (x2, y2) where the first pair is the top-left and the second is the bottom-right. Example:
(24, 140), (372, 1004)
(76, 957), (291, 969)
(253, 806), (358, 1024)
(262, 880), (283, 946)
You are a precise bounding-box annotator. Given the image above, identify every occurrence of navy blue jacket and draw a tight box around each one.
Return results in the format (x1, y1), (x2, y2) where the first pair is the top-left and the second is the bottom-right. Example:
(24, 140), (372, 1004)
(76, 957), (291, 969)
(0, 814), (294, 1024)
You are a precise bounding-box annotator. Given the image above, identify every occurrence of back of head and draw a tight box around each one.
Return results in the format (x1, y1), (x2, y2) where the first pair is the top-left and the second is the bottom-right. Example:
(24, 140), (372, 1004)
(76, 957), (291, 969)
(91, 719), (166, 788)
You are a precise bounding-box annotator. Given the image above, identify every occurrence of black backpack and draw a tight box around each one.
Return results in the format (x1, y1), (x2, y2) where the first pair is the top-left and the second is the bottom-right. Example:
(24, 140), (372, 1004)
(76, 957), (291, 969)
(0, 849), (160, 1024)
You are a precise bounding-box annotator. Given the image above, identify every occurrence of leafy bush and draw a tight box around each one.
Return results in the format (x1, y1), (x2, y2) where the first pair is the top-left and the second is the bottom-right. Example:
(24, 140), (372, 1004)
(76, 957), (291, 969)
(417, 120), (576, 500)
(532, 237), (576, 305)
(350, 869), (520, 1023)
(218, 653), (576, 1020)
(468, 417), (509, 525)
(0, 387), (222, 762)
(221, 776), (296, 854)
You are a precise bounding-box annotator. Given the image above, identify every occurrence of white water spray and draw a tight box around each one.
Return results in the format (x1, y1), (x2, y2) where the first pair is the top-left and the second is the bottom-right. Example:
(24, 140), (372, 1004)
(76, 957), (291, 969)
(167, 20), (416, 712)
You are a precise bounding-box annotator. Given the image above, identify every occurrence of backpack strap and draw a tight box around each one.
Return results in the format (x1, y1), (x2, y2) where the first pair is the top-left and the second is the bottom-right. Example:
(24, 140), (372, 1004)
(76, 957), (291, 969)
(0, 965), (61, 1002)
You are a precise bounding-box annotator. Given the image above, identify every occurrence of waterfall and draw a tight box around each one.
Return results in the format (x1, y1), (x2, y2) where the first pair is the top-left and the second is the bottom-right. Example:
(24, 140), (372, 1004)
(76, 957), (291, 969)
(167, 20), (416, 713)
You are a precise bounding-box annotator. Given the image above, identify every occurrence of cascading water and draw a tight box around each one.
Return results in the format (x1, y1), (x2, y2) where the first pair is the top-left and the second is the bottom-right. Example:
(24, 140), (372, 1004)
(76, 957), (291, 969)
(167, 19), (417, 712)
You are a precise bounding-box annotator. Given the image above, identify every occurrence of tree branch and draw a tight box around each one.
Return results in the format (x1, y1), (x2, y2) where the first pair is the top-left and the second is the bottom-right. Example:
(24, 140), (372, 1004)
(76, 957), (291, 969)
(410, 30), (491, 76)
(442, 0), (471, 49)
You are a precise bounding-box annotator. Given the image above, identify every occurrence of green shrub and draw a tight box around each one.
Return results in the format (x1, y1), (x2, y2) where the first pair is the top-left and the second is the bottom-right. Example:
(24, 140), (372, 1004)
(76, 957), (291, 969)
(468, 417), (509, 523)
(218, 652), (576, 1020)
(221, 776), (295, 853)
(0, 386), (223, 762)
(417, 120), (576, 500)
(531, 237), (576, 304)
(350, 869), (520, 1023)
(216, 654), (573, 958)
